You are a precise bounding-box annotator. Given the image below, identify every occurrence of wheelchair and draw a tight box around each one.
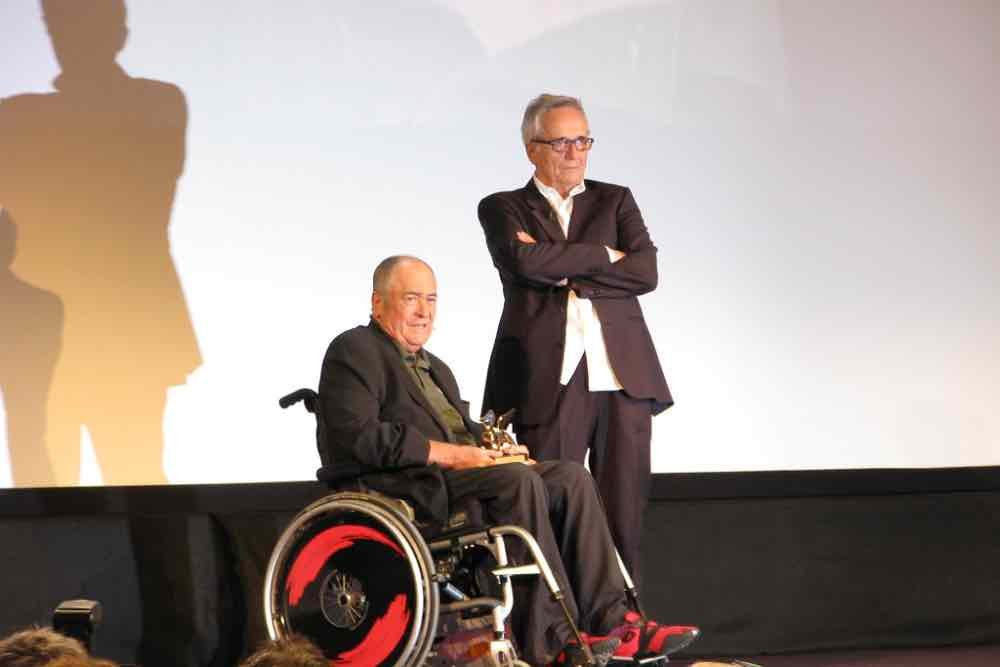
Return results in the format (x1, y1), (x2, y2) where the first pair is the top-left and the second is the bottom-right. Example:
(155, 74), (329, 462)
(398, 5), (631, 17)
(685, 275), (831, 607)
(266, 389), (656, 666)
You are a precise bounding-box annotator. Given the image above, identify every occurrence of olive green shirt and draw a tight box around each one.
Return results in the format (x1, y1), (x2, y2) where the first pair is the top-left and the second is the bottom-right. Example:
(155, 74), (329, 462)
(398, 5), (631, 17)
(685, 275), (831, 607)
(393, 341), (478, 446)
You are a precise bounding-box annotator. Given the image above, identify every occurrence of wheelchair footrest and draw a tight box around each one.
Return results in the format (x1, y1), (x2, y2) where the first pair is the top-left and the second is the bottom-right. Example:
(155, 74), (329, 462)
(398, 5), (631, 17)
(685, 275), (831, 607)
(610, 654), (669, 665)
(492, 563), (542, 578)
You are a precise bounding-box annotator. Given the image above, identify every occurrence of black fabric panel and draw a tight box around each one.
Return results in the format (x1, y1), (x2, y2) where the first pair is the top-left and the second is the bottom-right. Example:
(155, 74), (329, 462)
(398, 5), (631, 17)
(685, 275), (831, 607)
(214, 511), (298, 657)
(2, 467), (999, 518)
(2, 476), (1000, 664)
(672, 644), (1000, 666)
(649, 466), (1000, 500)
(643, 491), (1000, 657)
(127, 514), (242, 667)
(0, 514), (243, 667)
(0, 481), (331, 517)
(0, 515), (142, 662)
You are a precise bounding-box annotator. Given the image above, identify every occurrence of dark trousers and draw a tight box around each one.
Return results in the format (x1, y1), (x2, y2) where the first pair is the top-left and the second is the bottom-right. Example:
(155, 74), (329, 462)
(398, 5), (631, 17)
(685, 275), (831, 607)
(517, 358), (653, 586)
(445, 461), (628, 664)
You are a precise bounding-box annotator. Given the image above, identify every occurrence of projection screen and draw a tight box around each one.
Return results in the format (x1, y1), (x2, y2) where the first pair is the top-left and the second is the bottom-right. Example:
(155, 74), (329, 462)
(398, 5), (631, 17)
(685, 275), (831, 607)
(1, 0), (998, 487)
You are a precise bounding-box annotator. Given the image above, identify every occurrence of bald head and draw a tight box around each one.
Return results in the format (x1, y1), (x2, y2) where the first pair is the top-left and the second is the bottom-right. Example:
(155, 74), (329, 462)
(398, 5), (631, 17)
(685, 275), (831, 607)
(372, 255), (433, 298)
(370, 256), (437, 352)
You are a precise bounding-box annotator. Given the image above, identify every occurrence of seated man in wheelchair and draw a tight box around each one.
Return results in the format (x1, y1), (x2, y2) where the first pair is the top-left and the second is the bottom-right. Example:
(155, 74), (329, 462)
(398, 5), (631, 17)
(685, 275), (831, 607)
(312, 255), (698, 666)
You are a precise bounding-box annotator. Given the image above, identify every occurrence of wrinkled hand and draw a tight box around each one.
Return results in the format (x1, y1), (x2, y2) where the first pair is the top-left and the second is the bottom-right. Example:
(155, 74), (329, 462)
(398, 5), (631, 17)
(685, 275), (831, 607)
(516, 231), (537, 244)
(498, 442), (536, 465)
(499, 443), (530, 458)
(429, 441), (495, 469)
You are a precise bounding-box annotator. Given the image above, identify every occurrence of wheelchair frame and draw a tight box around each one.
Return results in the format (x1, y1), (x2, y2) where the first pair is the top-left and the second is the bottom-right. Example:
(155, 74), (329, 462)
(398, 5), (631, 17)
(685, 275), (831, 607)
(268, 388), (655, 667)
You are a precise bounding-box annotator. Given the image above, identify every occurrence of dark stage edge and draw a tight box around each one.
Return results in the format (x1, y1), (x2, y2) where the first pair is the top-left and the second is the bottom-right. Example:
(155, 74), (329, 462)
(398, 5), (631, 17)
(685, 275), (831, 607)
(2, 466), (999, 665)
(3, 465), (1000, 517)
(672, 643), (1000, 666)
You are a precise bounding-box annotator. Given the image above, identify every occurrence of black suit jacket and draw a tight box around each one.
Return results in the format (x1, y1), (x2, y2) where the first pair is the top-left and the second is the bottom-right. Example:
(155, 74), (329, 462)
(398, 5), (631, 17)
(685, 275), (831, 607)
(479, 179), (672, 426)
(317, 321), (484, 523)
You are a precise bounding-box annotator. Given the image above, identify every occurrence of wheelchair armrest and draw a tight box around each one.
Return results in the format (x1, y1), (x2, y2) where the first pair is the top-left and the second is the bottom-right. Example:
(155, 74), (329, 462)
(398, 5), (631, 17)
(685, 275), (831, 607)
(315, 463), (366, 485)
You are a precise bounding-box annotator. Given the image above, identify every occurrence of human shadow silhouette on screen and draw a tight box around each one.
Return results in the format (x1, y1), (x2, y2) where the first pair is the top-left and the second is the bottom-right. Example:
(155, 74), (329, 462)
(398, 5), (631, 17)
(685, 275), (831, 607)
(0, 0), (201, 486)
(0, 209), (63, 486)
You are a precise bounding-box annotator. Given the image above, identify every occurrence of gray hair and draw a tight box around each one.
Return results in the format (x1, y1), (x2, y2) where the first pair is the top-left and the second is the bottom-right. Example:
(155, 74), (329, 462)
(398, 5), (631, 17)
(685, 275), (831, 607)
(521, 94), (585, 145)
(372, 255), (432, 297)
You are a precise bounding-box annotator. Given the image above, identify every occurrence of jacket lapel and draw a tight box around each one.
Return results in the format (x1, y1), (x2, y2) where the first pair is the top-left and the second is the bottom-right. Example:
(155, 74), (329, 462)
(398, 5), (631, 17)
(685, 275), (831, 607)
(371, 323), (453, 438)
(566, 182), (597, 242)
(428, 363), (474, 430)
(522, 179), (566, 241)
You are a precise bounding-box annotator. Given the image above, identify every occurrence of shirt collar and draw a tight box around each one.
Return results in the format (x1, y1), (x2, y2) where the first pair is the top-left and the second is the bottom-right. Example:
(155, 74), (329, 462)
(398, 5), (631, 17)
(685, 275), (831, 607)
(403, 347), (431, 371)
(533, 176), (586, 207)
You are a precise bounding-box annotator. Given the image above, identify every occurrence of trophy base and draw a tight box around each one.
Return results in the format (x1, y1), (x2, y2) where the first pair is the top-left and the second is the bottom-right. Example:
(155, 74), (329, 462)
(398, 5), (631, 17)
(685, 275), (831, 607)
(493, 454), (529, 464)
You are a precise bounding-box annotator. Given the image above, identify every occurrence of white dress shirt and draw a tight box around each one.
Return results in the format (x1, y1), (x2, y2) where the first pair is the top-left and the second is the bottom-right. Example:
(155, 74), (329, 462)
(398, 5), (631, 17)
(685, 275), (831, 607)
(533, 177), (624, 391)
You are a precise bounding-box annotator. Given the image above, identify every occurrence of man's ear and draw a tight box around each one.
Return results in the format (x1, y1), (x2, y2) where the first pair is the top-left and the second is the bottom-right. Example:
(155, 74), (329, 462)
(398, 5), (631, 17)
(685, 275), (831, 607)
(371, 291), (381, 318)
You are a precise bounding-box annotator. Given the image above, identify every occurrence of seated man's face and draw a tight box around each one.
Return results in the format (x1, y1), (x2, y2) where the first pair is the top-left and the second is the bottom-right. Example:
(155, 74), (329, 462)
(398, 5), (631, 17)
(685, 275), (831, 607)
(372, 260), (437, 353)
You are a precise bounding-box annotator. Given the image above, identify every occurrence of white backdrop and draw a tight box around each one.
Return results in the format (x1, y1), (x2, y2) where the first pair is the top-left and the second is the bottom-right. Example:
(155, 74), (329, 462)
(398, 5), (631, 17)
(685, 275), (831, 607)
(1, 0), (998, 486)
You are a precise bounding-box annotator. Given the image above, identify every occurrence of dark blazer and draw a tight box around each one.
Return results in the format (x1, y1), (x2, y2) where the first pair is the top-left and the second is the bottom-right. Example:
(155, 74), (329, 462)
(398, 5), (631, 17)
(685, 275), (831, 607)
(479, 179), (672, 426)
(317, 321), (484, 523)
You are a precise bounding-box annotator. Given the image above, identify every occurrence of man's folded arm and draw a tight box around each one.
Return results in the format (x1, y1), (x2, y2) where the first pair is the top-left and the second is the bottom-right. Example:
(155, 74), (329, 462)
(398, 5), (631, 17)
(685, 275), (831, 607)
(479, 188), (658, 296)
(479, 194), (611, 285)
(570, 187), (659, 297)
(569, 246), (658, 298)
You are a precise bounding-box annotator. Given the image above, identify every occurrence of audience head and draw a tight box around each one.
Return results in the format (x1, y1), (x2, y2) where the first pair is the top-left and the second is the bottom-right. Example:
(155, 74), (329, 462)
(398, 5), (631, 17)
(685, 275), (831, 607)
(47, 657), (118, 667)
(0, 626), (87, 667)
(239, 635), (327, 667)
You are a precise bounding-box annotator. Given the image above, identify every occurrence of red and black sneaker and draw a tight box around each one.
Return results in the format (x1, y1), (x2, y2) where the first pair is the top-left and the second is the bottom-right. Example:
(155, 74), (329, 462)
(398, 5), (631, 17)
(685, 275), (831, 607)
(607, 611), (700, 661)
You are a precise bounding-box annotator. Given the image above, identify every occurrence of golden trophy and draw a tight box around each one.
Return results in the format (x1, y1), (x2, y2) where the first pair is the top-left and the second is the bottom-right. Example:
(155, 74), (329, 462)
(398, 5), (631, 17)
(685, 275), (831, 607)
(479, 409), (528, 464)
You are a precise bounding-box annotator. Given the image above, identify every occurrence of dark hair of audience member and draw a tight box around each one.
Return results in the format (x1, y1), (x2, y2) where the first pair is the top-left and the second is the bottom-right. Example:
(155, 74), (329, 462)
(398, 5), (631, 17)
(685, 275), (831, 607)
(239, 635), (327, 667)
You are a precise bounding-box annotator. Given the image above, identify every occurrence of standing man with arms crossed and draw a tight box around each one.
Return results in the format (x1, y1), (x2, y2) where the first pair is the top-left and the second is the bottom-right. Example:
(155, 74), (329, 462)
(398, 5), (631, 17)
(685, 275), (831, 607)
(479, 94), (672, 584)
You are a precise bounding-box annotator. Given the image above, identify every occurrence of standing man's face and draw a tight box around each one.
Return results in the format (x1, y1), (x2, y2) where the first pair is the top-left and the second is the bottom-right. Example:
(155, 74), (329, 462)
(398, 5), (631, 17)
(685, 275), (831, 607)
(526, 106), (590, 197)
(372, 261), (437, 353)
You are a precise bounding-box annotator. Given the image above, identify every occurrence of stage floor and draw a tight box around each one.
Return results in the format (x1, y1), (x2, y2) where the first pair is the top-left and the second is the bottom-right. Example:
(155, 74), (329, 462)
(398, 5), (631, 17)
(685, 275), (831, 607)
(676, 643), (1000, 666)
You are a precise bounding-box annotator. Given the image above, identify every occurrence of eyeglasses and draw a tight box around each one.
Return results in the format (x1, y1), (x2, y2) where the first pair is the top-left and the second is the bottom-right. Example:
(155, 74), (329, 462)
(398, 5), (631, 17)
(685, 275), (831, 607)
(530, 136), (595, 152)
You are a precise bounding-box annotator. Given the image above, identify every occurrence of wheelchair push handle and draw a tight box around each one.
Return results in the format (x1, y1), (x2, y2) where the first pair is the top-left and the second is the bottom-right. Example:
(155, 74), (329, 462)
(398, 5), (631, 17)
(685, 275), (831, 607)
(279, 388), (319, 412)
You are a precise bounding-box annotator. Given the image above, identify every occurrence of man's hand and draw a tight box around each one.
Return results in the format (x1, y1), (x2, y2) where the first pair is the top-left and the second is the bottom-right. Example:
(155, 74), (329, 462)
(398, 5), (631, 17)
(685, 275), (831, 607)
(501, 442), (536, 464)
(499, 443), (530, 458)
(515, 230), (571, 286)
(428, 441), (496, 469)
(606, 246), (626, 263)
